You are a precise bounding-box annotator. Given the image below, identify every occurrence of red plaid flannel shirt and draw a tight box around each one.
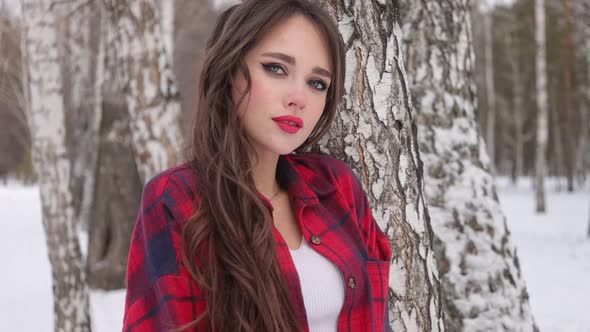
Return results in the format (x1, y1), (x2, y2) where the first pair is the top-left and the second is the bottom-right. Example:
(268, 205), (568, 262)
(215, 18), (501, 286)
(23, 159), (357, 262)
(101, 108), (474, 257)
(123, 153), (392, 332)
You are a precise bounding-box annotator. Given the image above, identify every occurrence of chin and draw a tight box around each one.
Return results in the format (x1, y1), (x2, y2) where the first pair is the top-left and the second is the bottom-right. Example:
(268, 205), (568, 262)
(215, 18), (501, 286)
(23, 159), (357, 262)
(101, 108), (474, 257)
(274, 146), (298, 155)
(265, 142), (301, 156)
(253, 135), (307, 156)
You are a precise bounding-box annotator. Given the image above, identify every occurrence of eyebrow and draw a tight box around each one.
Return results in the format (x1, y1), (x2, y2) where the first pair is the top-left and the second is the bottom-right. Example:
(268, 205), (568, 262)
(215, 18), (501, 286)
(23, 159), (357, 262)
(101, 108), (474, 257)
(261, 52), (332, 79)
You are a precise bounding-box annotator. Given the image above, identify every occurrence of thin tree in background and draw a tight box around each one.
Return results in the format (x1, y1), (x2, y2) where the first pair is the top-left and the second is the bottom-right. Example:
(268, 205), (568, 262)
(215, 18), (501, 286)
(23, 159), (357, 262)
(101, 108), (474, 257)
(21, 0), (91, 330)
(0, 6), (31, 176)
(315, 1), (445, 330)
(576, 34), (589, 180)
(107, 0), (184, 183)
(505, 15), (526, 185)
(535, 0), (549, 213)
(561, 0), (576, 192)
(403, 0), (537, 330)
(484, 6), (496, 174)
(572, 0), (590, 183)
(584, 35), (590, 181)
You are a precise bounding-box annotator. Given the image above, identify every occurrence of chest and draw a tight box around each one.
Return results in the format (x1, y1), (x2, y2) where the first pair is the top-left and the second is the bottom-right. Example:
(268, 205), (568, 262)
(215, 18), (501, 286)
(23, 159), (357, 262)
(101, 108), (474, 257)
(271, 193), (388, 332)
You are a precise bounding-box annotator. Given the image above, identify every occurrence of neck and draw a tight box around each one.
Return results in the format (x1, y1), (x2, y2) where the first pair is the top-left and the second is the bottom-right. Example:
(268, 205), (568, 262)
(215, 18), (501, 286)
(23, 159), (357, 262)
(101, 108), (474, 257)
(251, 150), (281, 199)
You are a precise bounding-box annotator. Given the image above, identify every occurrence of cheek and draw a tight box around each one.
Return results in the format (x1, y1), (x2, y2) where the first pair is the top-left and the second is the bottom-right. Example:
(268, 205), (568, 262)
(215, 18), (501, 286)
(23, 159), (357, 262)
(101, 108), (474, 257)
(309, 97), (328, 122)
(232, 75), (248, 115)
(248, 74), (275, 105)
(238, 76), (276, 116)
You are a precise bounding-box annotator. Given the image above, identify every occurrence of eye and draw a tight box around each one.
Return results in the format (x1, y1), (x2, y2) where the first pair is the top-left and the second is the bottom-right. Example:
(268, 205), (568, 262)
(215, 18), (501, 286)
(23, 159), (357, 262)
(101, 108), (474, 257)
(261, 63), (286, 75)
(308, 79), (328, 91)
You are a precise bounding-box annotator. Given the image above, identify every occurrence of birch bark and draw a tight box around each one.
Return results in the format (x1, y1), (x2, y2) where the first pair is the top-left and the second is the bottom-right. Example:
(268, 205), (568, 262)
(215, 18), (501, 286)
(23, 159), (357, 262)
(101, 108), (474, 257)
(402, 0), (537, 331)
(59, 0), (102, 230)
(21, 0), (91, 330)
(107, 0), (183, 183)
(316, 1), (445, 330)
(86, 1), (142, 290)
(535, 0), (549, 213)
(483, 10), (496, 174)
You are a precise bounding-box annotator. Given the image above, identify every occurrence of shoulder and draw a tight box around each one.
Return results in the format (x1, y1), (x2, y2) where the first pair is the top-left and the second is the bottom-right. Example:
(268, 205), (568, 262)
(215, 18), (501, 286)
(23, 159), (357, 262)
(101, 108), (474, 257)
(141, 162), (199, 224)
(126, 163), (198, 305)
(286, 152), (365, 203)
(286, 152), (358, 185)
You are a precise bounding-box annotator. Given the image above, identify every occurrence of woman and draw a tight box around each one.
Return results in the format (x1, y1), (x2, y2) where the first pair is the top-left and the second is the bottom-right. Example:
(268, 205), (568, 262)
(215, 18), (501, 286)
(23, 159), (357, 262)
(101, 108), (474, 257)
(122, 0), (392, 331)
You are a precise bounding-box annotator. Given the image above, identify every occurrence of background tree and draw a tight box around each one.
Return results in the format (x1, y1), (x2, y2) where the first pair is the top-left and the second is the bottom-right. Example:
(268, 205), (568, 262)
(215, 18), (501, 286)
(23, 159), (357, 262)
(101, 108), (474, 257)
(570, 0), (590, 183)
(21, 0), (91, 330)
(559, 0), (576, 192)
(470, 0), (589, 191)
(173, 0), (216, 136)
(535, 0), (549, 213)
(483, 5), (497, 174)
(402, 0), (537, 330)
(86, 0), (216, 291)
(502, 9), (534, 185)
(56, 0), (103, 229)
(0, 6), (29, 179)
(107, 0), (184, 183)
(315, 1), (445, 330)
(85, 0), (141, 290)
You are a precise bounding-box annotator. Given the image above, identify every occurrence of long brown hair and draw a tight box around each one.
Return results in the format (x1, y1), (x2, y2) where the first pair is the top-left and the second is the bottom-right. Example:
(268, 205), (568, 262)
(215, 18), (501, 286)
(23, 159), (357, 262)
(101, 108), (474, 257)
(180, 1), (345, 331)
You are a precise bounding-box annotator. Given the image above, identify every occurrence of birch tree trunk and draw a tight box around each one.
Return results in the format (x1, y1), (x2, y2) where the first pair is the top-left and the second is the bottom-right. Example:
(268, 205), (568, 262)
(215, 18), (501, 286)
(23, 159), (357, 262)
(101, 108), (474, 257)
(316, 1), (445, 330)
(483, 10), (496, 174)
(21, 0), (91, 330)
(107, 0), (183, 183)
(535, 0), (549, 212)
(402, 1), (537, 331)
(86, 1), (142, 290)
(58, 0), (103, 230)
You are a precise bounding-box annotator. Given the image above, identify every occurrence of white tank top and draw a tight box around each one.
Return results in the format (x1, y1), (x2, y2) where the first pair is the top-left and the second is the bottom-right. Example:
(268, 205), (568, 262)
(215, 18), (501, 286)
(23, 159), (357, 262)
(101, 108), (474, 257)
(289, 238), (345, 331)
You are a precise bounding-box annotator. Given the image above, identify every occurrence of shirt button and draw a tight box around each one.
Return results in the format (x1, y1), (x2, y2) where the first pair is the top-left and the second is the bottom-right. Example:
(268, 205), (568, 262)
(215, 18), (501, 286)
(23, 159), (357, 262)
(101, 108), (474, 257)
(310, 235), (321, 245)
(348, 276), (356, 289)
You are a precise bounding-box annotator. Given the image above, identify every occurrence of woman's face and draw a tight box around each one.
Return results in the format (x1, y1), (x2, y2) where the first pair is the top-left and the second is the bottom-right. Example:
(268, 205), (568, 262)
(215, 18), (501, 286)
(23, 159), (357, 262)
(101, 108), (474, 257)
(233, 14), (333, 159)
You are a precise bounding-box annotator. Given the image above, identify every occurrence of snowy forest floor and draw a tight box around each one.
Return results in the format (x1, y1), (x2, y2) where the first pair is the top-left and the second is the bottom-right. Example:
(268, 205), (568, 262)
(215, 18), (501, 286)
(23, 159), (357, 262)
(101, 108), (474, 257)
(1, 177), (589, 331)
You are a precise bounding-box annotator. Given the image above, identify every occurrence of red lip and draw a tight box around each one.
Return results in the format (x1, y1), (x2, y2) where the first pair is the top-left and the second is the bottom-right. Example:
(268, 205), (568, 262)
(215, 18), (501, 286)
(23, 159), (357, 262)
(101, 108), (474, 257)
(272, 115), (304, 134)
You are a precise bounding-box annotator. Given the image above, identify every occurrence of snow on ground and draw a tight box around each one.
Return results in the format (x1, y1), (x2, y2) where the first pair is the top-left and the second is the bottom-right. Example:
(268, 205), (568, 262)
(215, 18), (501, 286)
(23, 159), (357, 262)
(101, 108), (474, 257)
(0, 183), (125, 332)
(0, 178), (589, 331)
(496, 177), (590, 332)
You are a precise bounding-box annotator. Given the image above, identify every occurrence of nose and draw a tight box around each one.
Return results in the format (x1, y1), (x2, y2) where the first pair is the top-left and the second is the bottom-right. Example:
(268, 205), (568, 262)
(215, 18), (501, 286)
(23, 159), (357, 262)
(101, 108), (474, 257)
(283, 82), (307, 110)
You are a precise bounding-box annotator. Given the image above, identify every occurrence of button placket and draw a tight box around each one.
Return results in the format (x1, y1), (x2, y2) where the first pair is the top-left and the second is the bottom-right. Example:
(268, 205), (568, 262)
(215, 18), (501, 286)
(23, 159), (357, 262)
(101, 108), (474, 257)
(310, 235), (321, 245)
(347, 276), (356, 289)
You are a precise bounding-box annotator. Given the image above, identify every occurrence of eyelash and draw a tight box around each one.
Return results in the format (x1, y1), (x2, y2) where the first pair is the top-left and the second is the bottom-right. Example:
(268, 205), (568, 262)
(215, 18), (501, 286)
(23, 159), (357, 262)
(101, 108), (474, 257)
(261, 62), (329, 92)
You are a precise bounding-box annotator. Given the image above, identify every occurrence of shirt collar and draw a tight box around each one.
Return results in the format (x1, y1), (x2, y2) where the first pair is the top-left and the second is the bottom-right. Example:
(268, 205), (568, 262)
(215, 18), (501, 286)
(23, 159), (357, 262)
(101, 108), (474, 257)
(277, 154), (337, 207)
